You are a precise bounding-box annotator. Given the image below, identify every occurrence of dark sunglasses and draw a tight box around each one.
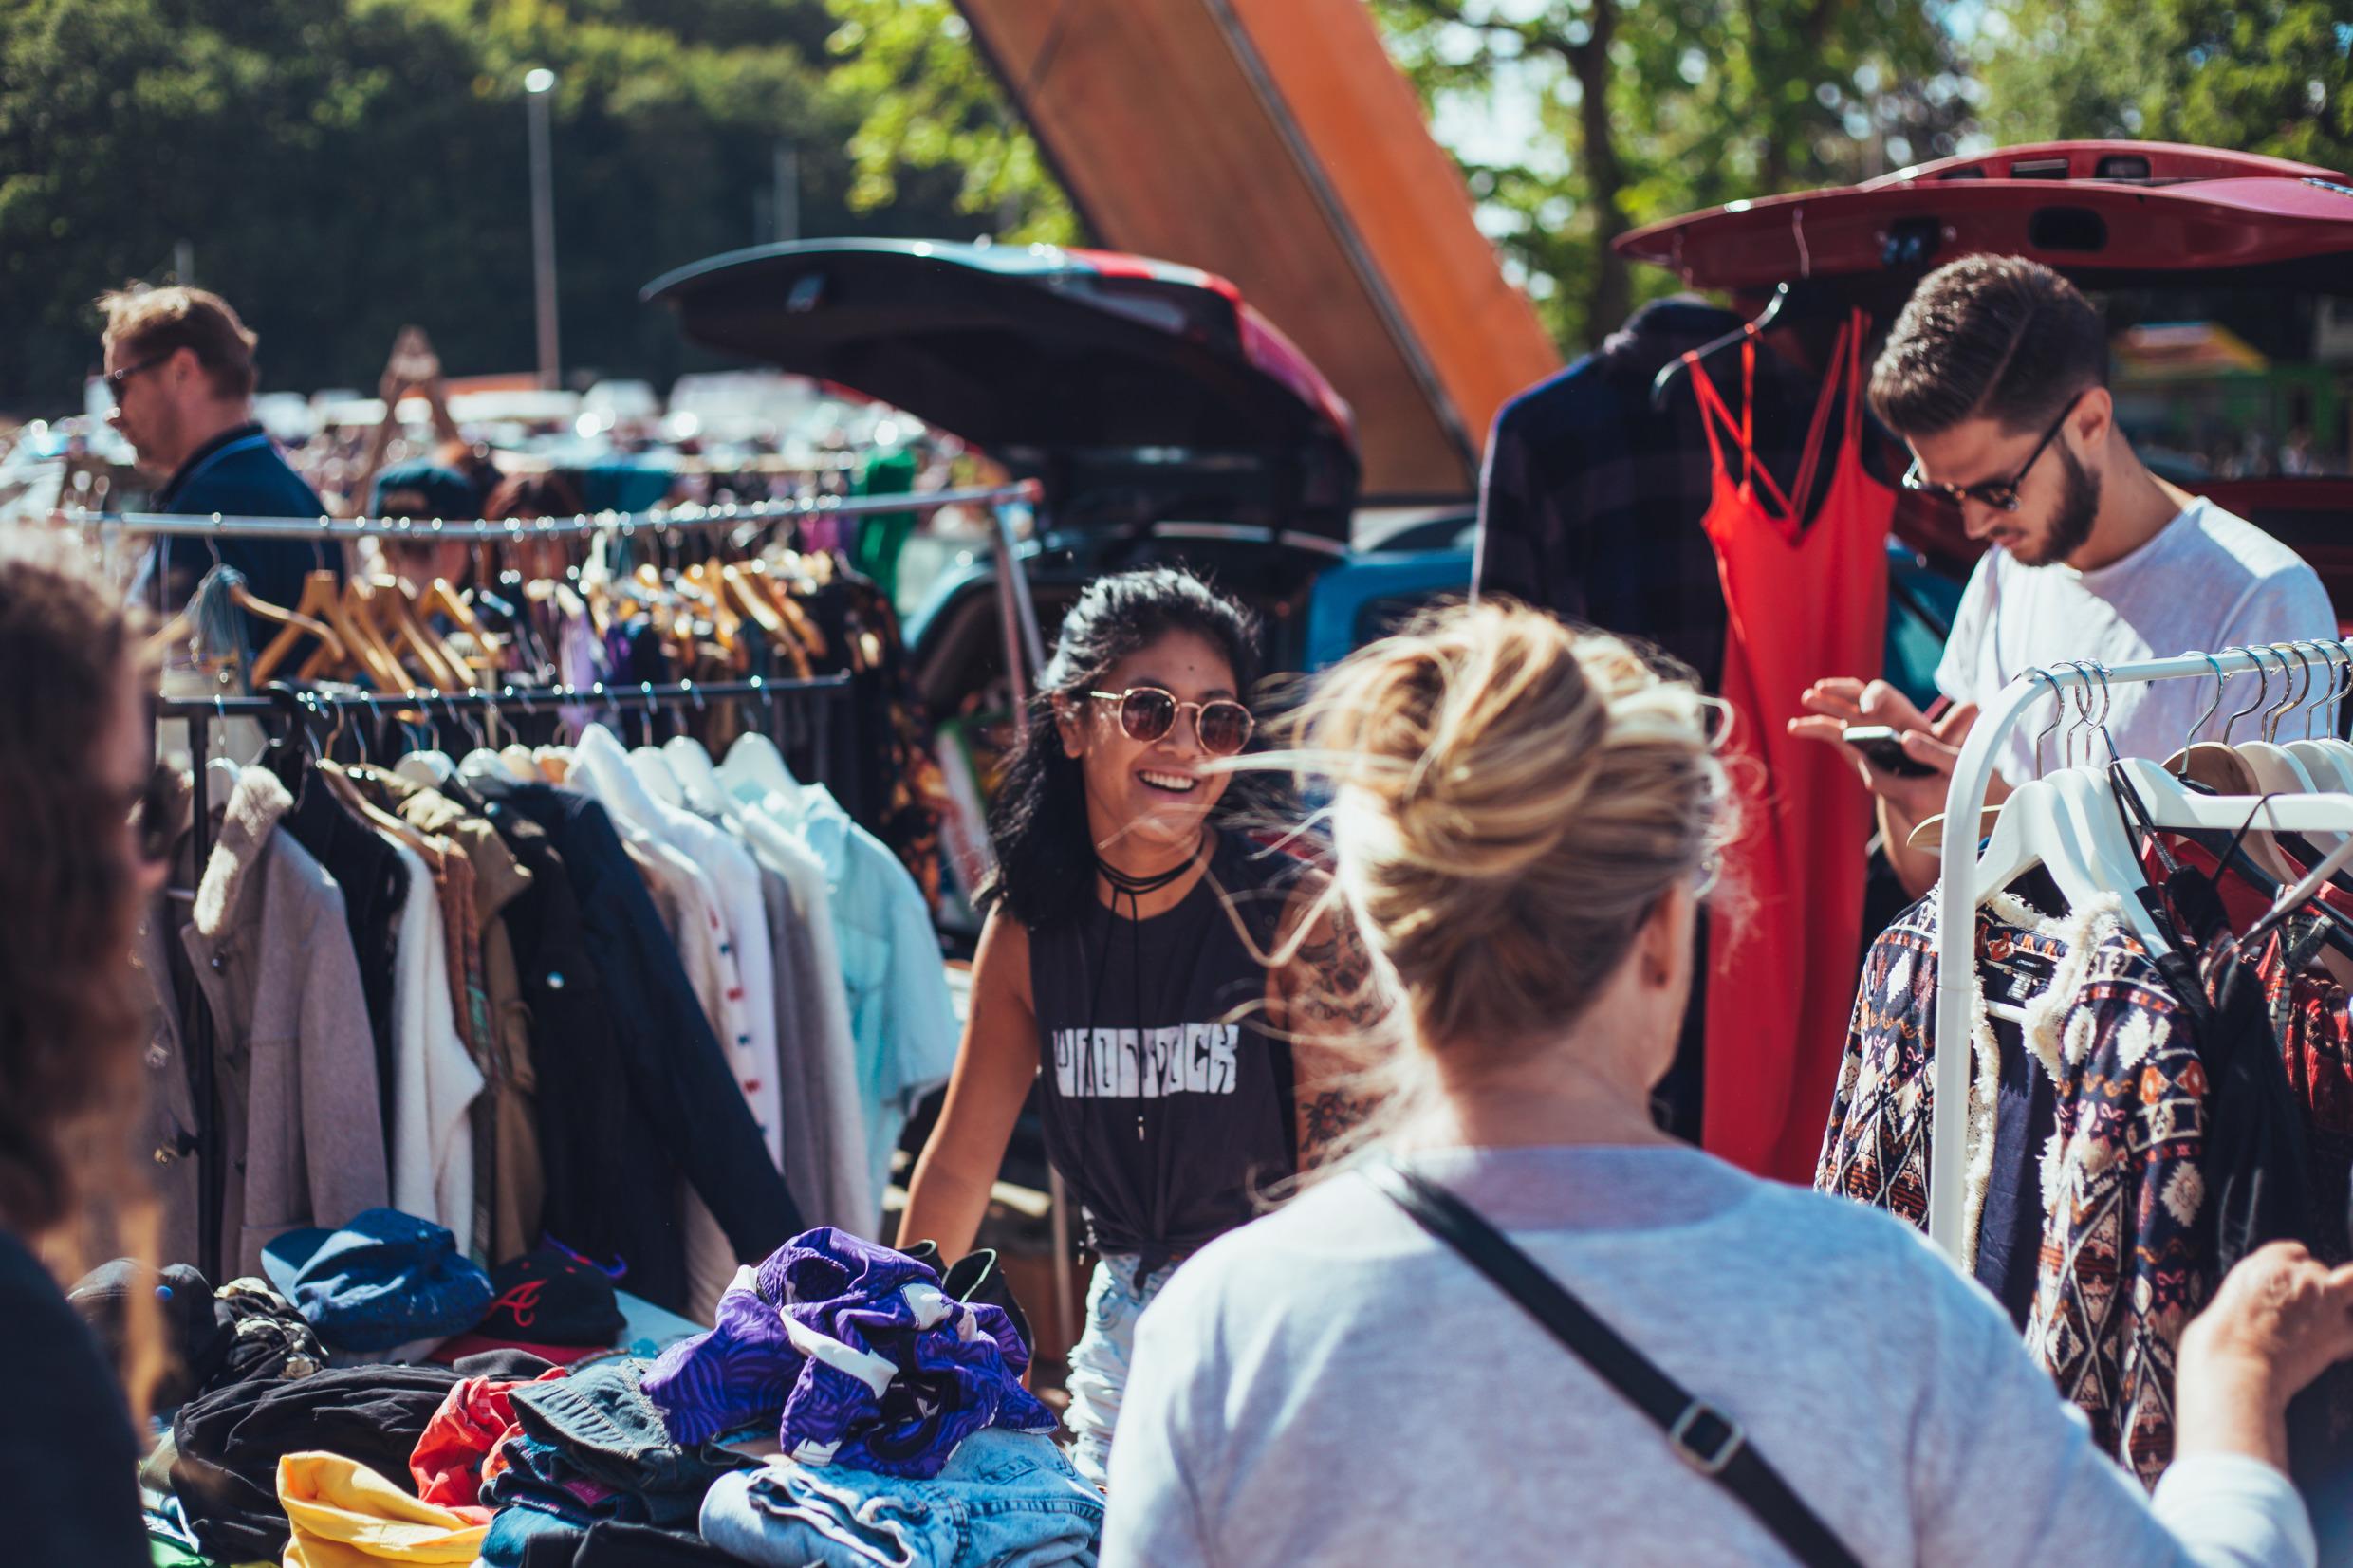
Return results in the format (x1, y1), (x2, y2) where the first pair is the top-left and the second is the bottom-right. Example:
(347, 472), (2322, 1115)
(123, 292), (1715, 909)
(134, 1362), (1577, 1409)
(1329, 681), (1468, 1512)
(1900, 392), (2084, 512)
(129, 762), (178, 865)
(102, 355), (169, 401)
(1088, 686), (1255, 756)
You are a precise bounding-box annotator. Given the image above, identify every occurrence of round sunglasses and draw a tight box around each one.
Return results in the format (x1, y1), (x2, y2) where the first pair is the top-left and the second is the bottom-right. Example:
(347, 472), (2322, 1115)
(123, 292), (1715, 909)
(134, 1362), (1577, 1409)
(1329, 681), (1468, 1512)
(1088, 686), (1255, 756)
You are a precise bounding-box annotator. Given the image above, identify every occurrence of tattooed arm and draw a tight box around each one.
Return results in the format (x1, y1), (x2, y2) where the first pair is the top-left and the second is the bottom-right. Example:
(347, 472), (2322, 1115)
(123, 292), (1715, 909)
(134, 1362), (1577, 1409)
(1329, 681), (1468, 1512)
(1273, 876), (1389, 1170)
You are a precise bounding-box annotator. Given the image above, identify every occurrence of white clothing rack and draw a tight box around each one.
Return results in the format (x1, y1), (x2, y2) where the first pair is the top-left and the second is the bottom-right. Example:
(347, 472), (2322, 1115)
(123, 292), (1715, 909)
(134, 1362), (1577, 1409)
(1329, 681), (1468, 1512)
(1926, 638), (2353, 1255)
(62, 478), (1043, 542)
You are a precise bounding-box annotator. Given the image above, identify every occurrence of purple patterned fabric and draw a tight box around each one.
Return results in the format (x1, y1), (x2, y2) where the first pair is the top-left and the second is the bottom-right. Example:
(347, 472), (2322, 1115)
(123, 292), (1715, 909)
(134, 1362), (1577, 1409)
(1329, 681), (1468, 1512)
(642, 1228), (1053, 1479)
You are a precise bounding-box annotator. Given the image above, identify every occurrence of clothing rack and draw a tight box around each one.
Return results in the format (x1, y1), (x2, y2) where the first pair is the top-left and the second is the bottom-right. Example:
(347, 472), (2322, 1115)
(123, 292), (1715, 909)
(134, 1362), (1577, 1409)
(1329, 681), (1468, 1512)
(68, 477), (1044, 541)
(1925, 638), (2353, 1256)
(161, 674), (858, 1285)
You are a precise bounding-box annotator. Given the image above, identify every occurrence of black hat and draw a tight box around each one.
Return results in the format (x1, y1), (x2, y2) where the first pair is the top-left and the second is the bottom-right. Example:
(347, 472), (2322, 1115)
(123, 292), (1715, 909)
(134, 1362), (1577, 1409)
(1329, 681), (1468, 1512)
(69, 1259), (233, 1408)
(434, 1248), (625, 1365)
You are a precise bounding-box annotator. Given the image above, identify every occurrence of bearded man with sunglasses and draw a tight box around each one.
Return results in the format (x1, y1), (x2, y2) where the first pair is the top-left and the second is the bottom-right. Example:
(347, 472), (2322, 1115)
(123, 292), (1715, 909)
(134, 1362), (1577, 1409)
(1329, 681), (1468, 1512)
(1792, 255), (2332, 898)
(101, 285), (338, 649)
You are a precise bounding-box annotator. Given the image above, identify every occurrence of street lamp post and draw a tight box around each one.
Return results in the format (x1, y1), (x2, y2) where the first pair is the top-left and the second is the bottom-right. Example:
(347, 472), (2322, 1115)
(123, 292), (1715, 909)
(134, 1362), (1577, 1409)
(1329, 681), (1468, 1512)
(525, 67), (561, 392)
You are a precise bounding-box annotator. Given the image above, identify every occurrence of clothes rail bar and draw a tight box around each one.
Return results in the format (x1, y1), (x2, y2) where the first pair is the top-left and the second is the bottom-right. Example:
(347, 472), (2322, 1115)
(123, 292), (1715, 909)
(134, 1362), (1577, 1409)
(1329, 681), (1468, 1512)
(155, 673), (848, 718)
(1926, 637), (2353, 1256)
(165, 673), (859, 1284)
(66, 477), (1043, 541)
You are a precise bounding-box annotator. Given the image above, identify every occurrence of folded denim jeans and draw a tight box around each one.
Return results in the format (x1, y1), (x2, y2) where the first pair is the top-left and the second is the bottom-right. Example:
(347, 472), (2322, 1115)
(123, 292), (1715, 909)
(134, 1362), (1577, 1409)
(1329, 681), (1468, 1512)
(697, 1430), (1104, 1568)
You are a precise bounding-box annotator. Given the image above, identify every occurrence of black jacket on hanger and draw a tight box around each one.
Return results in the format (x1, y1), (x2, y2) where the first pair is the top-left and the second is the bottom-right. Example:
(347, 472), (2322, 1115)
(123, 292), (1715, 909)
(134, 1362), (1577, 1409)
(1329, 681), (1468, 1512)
(492, 785), (801, 1310)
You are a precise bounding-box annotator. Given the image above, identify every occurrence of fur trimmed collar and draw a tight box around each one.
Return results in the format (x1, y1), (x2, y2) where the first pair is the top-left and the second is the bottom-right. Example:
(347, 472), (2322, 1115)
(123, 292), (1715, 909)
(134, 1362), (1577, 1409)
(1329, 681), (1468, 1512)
(193, 766), (294, 940)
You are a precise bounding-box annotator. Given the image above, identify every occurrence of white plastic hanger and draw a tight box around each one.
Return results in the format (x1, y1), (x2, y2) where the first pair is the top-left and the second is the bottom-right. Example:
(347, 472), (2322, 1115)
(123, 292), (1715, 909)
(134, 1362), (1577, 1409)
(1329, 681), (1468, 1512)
(2284, 644), (2353, 795)
(1964, 670), (2168, 949)
(663, 736), (738, 821)
(721, 730), (802, 804)
(629, 746), (686, 808)
(458, 747), (516, 796)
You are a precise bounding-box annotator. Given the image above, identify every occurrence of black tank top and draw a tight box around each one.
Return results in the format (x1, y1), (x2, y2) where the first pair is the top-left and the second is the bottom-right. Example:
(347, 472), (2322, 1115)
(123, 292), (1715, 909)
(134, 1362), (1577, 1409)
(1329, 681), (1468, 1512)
(1028, 829), (1301, 1268)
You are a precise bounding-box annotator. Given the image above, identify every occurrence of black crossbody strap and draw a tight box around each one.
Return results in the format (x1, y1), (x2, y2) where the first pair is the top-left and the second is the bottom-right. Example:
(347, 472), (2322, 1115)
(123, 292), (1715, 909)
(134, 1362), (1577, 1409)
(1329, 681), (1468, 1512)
(1369, 1162), (1867, 1568)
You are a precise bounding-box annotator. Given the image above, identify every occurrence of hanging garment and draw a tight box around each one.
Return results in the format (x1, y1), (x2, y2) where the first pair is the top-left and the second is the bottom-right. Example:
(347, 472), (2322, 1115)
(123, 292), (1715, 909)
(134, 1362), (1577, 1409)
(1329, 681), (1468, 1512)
(669, 736), (877, 1234)
(492, 785), (801, 1314)
(380, 779), (549, 1266)
(1694, 311), (1891, 1181)
(726, 736), (956, 1210)
(181, 766), (390, 1279)
(379, 832), (483, 1256)
(279, 773), (413, 1146)
(1819, 889), (2219, 1486)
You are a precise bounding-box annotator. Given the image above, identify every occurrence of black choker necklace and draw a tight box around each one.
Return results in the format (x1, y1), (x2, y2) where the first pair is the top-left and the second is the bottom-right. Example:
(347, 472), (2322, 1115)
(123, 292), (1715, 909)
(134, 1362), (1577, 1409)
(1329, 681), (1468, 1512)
(1095, 838), (1203, 899)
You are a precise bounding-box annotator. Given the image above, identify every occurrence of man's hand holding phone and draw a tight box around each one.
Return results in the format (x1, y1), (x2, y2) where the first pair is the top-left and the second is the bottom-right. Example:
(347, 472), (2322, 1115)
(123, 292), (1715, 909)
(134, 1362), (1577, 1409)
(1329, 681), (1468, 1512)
(1788, 678), (1978, 826)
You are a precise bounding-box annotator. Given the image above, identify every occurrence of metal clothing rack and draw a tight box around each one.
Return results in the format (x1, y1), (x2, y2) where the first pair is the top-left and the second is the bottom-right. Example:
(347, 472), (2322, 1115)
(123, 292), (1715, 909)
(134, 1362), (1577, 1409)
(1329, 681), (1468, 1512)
(1925, 638), (2353, 1255)
(66, 477), (1044, 542)
(162, 674), (856, 1284)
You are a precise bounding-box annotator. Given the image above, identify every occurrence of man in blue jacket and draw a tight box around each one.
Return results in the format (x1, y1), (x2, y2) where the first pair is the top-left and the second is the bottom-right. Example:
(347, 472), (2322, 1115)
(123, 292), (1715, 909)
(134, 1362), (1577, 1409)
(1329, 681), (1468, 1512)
(102, 285), (339, 640)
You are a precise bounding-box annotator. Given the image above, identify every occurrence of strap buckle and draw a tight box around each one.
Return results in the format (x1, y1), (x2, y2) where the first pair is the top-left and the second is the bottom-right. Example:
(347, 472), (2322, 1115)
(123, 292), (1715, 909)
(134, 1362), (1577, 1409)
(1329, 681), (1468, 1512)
(1668, 1400), (1745, 1476)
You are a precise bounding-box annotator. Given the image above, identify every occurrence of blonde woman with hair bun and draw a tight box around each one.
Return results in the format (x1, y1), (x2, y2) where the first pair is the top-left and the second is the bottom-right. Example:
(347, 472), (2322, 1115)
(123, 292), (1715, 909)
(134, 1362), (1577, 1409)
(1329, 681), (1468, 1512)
(1102, 600), (2353, 1568)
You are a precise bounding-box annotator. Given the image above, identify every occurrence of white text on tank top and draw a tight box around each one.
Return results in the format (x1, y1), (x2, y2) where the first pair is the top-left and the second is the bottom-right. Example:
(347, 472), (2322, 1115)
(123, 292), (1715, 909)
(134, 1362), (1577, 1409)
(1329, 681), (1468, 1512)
(1050, 1024), (1242, 1098)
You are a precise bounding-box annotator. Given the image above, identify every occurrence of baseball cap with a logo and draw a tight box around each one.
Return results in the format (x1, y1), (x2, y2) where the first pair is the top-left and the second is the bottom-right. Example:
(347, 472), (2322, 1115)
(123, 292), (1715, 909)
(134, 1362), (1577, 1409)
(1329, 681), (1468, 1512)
(434, 1249), (626, 1366)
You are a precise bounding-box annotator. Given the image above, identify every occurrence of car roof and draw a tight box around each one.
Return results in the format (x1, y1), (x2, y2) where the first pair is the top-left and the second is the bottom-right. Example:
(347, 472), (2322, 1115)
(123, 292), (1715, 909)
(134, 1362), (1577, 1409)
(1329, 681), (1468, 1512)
(1615, 140), (2353, 291)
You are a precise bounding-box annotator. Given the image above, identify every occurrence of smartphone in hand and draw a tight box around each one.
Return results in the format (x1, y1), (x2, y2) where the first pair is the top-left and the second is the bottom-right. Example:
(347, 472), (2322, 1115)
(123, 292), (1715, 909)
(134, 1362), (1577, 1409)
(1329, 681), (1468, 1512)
(1842, 725), (1938, 778)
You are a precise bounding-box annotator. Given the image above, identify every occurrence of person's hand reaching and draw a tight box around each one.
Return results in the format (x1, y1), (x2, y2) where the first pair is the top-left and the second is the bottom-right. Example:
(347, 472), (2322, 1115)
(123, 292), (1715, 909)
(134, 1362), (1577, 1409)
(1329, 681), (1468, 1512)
(1788, 677), (1978, 825)
(2177, 1241), (2353, 1470)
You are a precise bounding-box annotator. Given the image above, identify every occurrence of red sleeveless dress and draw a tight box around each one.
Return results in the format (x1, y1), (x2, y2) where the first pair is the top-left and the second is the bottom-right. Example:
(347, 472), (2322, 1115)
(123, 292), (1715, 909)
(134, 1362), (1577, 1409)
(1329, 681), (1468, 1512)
(1692, 313), (1892, 1181)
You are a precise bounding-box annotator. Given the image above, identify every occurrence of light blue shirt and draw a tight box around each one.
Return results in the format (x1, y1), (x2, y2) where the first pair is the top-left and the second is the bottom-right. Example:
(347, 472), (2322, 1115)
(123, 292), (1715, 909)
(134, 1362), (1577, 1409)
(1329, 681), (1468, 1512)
(721, 736), (957, 1206)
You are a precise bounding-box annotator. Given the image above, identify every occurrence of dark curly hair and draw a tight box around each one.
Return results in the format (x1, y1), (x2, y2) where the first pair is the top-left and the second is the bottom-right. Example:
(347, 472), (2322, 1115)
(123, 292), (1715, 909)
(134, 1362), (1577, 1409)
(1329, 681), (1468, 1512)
(981, 568), (1261, 931)
(0, 534), (163, 1414)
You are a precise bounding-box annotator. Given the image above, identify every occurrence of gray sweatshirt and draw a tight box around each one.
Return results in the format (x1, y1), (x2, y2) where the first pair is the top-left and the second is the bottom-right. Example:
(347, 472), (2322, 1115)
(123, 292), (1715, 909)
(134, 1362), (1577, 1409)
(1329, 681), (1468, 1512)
(1103, 1143), (2314, 1567)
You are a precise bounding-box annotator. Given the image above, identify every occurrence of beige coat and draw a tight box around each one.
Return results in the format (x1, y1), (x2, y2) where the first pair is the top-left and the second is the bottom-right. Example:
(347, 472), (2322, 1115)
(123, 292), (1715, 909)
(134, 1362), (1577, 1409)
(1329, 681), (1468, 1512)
(181, 767), (389, 1278)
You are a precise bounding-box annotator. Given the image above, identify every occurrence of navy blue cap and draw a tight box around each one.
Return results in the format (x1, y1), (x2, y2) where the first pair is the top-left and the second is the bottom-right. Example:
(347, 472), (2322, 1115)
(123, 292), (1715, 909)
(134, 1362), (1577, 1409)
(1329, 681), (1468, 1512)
(261, 1208), (495, 1352)
(372, 461), (484, 522)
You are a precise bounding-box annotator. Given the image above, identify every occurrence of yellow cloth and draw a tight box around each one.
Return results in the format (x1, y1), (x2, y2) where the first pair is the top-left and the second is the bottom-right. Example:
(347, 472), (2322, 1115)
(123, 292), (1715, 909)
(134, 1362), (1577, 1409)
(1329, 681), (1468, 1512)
(276, 1451), (489, 1567)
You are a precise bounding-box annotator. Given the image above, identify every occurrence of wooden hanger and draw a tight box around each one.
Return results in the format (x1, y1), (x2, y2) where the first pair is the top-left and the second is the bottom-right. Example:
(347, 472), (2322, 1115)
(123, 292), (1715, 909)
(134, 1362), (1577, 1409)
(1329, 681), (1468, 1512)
(368, 575), (466, 692)
(304, 577), (413, 692)
(248, 573), (354, 685)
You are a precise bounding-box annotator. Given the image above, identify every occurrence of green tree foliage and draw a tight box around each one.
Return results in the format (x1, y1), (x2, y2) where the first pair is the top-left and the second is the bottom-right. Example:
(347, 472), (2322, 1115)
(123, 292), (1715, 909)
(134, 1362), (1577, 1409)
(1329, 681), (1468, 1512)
(823, 0), (1077, 244)
(0, 0), (1052, 415)
(1971, 0), (2352, 173)
(1371, 0), (1966, 352)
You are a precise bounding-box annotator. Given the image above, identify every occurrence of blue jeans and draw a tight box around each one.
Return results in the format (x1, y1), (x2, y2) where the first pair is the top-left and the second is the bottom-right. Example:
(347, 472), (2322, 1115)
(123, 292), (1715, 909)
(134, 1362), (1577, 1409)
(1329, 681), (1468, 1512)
(1063, 1256), (1177, 1489)
(698, 1429), (1104, 1568)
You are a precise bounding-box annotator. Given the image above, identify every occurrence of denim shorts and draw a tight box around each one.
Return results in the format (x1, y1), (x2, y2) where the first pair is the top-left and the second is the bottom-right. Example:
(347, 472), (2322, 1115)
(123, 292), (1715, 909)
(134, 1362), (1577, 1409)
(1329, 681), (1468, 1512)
(1063, 1255), (1178, 1489)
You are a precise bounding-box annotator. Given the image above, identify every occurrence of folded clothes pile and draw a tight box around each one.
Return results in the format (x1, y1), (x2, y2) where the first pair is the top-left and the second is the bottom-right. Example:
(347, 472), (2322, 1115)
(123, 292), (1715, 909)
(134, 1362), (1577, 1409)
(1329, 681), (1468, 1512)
(644, 1227), (1052, 1478)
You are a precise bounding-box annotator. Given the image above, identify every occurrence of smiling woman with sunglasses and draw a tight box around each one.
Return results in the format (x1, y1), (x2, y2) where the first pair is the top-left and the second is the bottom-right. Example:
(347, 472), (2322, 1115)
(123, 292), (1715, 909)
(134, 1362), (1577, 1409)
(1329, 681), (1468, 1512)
(898, 567), (1383, 1488)
(0, 535), (171, 1565)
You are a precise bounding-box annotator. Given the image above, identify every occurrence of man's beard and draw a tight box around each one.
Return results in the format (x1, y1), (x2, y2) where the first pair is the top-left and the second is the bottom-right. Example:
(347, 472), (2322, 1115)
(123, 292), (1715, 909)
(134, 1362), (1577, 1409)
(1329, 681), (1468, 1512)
(2013, 445), (2100, 567)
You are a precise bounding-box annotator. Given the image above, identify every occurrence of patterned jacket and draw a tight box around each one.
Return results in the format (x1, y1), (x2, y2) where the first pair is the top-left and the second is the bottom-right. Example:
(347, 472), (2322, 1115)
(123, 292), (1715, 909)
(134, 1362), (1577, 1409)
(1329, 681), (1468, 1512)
(1818, 892), (2214, 1486)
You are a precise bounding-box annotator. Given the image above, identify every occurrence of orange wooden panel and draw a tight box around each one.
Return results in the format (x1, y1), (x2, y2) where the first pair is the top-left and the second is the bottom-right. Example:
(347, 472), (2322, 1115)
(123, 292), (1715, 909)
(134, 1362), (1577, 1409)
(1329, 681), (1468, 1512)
(956, 0), (1559, 499)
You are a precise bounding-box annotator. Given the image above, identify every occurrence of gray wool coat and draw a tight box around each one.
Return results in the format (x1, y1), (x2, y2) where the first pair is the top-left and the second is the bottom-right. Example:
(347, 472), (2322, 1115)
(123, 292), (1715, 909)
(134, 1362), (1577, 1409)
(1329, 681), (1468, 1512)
(161, 766), (389, 1278)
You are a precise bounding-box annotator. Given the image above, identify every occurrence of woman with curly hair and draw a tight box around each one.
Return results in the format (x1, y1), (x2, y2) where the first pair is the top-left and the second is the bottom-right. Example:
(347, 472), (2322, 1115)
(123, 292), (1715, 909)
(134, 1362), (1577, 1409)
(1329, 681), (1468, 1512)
(0, 534), (170, 1564)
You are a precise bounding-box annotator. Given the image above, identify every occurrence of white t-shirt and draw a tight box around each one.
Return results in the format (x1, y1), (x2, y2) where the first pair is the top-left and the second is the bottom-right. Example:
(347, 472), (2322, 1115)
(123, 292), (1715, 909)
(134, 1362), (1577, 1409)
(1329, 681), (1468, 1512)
(1102, 1145), (2314, 1568)
(1936, 498), (2336, 785)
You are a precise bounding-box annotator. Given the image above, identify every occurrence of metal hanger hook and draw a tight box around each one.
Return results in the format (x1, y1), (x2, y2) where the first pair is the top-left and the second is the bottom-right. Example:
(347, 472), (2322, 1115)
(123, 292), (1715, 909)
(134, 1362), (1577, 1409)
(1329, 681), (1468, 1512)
(2266, 643), (2309, 742)
(2067, 662), (2103, 771)
(2088, 662), (2119, 765)
(2331, 643), (2353, 738)
(2183, 653), (2230, 769)
(2221, 646), (2272, 745)
(2029, 667), (2066, 777)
